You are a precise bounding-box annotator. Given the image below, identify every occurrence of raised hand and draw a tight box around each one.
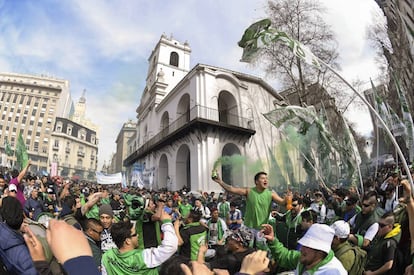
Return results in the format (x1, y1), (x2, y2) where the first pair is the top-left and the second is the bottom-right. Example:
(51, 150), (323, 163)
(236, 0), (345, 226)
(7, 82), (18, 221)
(261, 223), (275, 242)
(239, 250), (270, 275)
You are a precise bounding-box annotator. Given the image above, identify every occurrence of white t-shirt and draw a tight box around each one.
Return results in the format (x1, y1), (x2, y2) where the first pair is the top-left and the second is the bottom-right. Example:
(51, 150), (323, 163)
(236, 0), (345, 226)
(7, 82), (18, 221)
(349, 215), (379, 241)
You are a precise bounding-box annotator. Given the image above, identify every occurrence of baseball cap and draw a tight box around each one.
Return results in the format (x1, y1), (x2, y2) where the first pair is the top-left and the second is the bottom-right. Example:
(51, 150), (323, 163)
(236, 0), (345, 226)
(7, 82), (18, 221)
(8, 184), (17, 192)
(330, 220), (350, 239)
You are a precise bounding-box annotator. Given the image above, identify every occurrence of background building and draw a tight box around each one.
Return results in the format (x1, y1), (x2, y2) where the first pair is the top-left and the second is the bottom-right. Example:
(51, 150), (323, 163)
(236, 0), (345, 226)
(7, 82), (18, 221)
(0, 73), (99, 179)
(0, 73), (72, 173)
(376, 0), (414, 111)
(70, 89), (98, 132)
(51, 117), (98, 180)
(112, 119), (137, 173)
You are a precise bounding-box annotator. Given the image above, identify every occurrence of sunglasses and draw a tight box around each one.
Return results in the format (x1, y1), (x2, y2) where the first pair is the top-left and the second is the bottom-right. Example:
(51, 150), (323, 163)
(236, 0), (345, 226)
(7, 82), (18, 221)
(291, 204), (298, 207)
(9, 190), (17, 193)
(362, 203), (371, 208)
(130, 233), (137, 238)
(378, 223), (389, 228)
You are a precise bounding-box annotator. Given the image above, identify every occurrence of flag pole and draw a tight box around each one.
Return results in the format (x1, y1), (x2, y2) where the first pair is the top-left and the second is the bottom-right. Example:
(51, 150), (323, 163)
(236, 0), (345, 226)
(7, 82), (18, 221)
(375, 124), (379, 178)
(238, 19), (414, 194)
(341, 115), (364, 195)
(370, 80), (380, 178)
(319, 60), (414, 194)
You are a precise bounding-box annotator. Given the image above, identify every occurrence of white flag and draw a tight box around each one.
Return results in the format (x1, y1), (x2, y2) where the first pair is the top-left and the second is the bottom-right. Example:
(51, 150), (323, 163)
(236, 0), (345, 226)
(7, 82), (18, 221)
(238, 19), (321, 68)
(96, 172), (122, 185)
(1, 153), (7, 167)
(388, 105), (406, 137)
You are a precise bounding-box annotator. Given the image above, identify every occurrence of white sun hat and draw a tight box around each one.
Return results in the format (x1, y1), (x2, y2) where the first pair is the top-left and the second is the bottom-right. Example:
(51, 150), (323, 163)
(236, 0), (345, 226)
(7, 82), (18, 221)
(298, 223), (335, 253)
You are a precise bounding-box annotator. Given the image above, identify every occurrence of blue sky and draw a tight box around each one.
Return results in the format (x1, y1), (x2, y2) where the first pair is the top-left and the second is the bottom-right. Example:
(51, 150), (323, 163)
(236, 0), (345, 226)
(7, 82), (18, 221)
(0, 0), (383, 169)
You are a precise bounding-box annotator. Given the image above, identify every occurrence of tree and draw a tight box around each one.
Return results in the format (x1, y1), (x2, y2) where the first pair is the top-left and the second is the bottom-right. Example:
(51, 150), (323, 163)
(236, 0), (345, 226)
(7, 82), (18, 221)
(366, 7), (390, 84)
(259, 0), (340, 106)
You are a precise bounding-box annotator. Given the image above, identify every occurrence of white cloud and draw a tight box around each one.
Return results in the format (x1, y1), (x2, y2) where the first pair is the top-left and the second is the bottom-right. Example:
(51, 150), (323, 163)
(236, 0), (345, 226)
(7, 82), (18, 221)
(1, 0), (383, 169)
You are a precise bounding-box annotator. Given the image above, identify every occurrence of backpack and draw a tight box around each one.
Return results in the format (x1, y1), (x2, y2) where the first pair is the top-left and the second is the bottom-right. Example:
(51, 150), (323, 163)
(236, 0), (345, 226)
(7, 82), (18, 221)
(390, 239), (408, 275)
(335, 243), (367, 275)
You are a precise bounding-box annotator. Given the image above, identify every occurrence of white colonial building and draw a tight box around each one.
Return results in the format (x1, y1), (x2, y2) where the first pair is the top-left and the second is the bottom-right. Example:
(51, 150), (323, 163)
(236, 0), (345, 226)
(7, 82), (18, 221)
(124, 35), (286, 191)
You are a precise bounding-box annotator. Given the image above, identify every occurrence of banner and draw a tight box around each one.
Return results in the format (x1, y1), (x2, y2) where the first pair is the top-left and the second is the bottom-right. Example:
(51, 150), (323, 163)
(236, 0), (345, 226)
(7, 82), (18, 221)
(131, 163), (144, 188)
(1, 153), (7, 167)
(121, 172), (127, 189)
(50, 162), (58, 177)
(96, 171), (122, 185)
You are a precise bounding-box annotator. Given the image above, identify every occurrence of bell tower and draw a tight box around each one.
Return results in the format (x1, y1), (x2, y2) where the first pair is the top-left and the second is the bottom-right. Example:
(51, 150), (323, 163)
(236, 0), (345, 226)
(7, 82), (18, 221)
(145, 34), (191, 95)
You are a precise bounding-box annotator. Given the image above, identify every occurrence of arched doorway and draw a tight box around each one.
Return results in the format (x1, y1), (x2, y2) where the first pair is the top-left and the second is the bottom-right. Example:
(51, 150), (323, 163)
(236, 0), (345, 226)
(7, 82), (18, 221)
(221, 143), (241, 186)
(177, 94), (191, 123)
(160, 112), (170, 137)
(176, 144), (191, 190)
(158, 154), (169, 190)
(218, 91), (238, 126)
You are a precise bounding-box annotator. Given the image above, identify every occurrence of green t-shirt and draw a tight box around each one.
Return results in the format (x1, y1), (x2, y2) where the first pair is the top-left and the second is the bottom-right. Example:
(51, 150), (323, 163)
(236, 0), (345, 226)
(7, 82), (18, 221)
(218, 201), (230, 218)
(244, 187), (272, 229)
(102, 248), (158, 275)
(179, 203), (192, 218)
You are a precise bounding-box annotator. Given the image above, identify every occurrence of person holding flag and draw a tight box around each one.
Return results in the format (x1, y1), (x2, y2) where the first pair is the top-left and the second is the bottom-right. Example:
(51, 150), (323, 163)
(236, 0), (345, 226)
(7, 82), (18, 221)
(9, 160), (31, 208)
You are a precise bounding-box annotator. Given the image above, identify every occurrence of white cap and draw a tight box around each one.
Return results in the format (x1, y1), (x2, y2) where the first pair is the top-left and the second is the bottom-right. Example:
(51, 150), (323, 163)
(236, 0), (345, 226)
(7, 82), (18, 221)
(8, 184), (17, 192)
(298, 224), (334, 253)
(330, 220), (350, 239)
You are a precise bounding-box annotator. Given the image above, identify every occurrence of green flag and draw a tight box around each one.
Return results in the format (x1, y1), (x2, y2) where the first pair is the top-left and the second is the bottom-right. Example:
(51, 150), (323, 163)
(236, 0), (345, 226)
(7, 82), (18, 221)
(393, 74), (414, 160)
(238, 18), (321, 68)
(4, 138), (13, 157)
(388, 104), (406, 137)
(370, 80), (391, 129)
(16, 133), (28, 170)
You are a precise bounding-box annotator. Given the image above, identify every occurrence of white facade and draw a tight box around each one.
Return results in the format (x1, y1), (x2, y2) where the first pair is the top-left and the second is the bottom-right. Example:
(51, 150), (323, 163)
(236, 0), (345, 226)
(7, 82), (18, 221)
(51, 117), (98, 180)
(124, 36), (285, 192)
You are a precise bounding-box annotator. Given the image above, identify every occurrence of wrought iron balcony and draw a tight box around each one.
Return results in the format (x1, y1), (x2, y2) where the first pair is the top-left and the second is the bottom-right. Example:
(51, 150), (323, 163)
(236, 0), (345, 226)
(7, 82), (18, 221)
(124, 104), (255, 165)
(77, 151), (85, 157)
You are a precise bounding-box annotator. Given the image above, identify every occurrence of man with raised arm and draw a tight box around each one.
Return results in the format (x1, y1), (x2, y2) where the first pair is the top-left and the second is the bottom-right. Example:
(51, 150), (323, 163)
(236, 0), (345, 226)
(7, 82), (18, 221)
(213, 171), (286, 245)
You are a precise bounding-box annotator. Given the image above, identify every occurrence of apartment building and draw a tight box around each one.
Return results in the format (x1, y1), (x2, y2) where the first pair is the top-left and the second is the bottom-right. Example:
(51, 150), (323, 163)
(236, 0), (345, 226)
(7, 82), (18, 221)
(0, 73), (72, 173)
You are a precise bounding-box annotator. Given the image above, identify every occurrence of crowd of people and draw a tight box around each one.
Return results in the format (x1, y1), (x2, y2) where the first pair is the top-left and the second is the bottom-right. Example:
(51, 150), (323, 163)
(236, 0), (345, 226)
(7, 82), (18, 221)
(0, 160), (414, 274)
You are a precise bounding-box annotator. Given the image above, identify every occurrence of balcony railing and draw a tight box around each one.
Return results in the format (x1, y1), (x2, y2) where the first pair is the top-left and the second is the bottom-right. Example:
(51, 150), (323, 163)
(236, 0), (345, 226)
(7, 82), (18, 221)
(65, 147), (70, 153)
(124, 105), (255, 165)
(77, 151), (85, 157)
